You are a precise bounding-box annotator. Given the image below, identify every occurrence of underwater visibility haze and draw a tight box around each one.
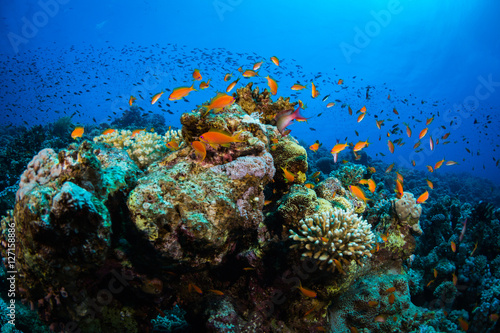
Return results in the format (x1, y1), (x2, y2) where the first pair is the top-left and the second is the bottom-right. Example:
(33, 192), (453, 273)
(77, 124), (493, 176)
(0, 0), (500, 332)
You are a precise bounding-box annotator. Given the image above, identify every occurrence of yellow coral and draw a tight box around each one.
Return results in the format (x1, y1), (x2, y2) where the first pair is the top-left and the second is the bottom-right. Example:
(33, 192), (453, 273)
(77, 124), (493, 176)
(94, 129), (184, 169)
(296, 171), (306, 184)
(385, 232), (406, 252)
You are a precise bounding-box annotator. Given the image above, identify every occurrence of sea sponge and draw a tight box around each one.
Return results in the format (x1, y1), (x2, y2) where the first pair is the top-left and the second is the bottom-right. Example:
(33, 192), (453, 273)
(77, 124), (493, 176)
(393, 192), (422, 234)
(289, 208), (375, 272)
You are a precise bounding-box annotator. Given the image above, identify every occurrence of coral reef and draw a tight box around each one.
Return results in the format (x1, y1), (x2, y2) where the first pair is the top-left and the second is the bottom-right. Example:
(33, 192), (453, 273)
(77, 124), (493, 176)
(289, 208), (375, 272)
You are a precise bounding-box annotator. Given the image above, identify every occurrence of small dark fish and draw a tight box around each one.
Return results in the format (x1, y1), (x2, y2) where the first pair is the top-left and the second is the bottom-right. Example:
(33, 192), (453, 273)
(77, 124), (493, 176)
(322, 94), (330, 102)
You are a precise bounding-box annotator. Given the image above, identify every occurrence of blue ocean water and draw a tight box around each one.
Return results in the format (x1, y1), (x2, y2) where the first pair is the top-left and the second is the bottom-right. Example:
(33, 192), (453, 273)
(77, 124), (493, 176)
(1, 1), (500, 332)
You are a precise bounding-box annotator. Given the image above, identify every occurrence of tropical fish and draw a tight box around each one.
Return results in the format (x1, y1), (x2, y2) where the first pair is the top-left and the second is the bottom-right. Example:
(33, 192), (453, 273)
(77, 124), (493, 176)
(192, 141), (206, 161)
(199, 129), (244, 148)
(426, 179), (434, 189)
(368, 301), (379, 307)
(151, 91), (164, 104)
(224, 73), (232, 81)
(353, 140), (370, 152)
(357, 113), (366, 123)
(388, 294), (395, 304)
(386, 287), (396, 293)
(226, 78), (240, 92)
(414, 141), (421, 149)
(192, 69), (202, 81)
(291, 83), (306, 90)
(338, 79), (343, 85)
(429, 136), (434, 150)
(446, 160), (458, 166)
(395, 179), (403, 198)
(199, 79), (211, 89)
(188, 283), (203, 294)
(459, 218), (467, 242)
(451, 241), (457, 252)
(388, 140), (395, 153)
(102, 128), (115, 135)
(297, 281), (316, 298)
(434, 159), (445, 169)
(131, 129), (145, 138)
(376, 119), (384, 129)
(433, 268), (438, 278)
(203, 92), (235, 114)
(253, 61), (264, 70)
(331, 143), (348, 155)
(359, 106), (367, 113)
(71, 126), (84, 139)
(406, 125), (412, 137)
(305, 183), (315, 189)
(242, 69), (258, 77)
(419, 127), (428, 139)
(309, 140), (322, 152)
(367, 179), (376, 193)
(311, 82), (319, 98)
(416, 191), (429, 204)
(348, 105), (353, 115)
(281, 167), (295, 183)
(426, 165), (434, 173)
(349, 185), (369, 202)
(385, 163), (395, 173)
(326, 102), (335, 108)
(169, 84), (196, 100)
(167, 140), (180, 150)
(426, 116), (434, 125)
(129, 95), (136, 106)
(208, 289), (224, 296)
(275, 105), (308, 134)
(266, 75), (278, 95)
(270, 56), (279, 66)
(452, 273), (458, 286)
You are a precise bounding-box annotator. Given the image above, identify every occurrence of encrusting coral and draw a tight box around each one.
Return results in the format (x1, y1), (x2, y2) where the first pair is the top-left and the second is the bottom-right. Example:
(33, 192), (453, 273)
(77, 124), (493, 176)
(392, 191), (423, 235)
(289, 208), (375, 272)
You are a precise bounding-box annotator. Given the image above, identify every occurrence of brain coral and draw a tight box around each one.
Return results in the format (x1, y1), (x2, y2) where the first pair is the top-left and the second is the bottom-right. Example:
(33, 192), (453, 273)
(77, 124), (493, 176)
(289, 208), (375, 272)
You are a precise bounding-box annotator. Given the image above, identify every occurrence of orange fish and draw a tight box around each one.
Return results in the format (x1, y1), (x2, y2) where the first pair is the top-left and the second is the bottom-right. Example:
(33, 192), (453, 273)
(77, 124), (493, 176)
(71, 126), (84, 139)
(199, 129), (244, 148)
(297, 281), (316, 298)
(388, 140), (395, 153)
(453, 273), (458, 286)
(406, 125), (412, 138)
(426, 280), (435, 287)
(205, 92), (235, 113)
(188, 283), (203, 294)
(413, 141), (421, 149)
(416, 191), (429, 204)
(348, 106), (353, 115)
(353, 140), (370, 152)
(192, 69), (202, 81)
(393, 108), (399, 115)
(446, 161), (458, 166)
(131, 129), (145, 138)
(102, 128), (115, 135)
(224, 73), (232, 81)
(266, 75), (278, 95)
(451, 241), (457, 252)
(151, 91), (164, 105)
(357, 113), (366, 123)
(442, 132), (450, 139)
(376, 119), (384, 129)
(434, 158), (445, 169)
(226, 78), (240, 92)
(291, 83), (306, 90)
(433, 268), (438, 278)
(458, 317), (469, 331)
(309, 141), (322, 152)
(167, 140), (180, 150)
(337, 79), (343, 85)
(471, 241), (478, 256)
(426, 179), (434, 189)
(385, 163), (395, 173)
(199, 79), (211, 90)
(192, 141), (206, 161)
(359, 106), (367, 113)
(426, 116), (434, 125)
(396, 172), (404, 182)
(326, 102), (335, 108)
(169, 84), (196, 100)
(368, 301), (379, 307)
(395, 179), (404, 198)
(129, 95), (136, 106)
(305, 183), (315, 189)
(429, 136), (434, 151)
(242, 69), (258, 78)
(388, 294), (395, 304)
(331, 143), (349, 155)
(387, 93), (391, 100)
(367, 179), (376, 193)
(270, 56), (279, 66)
(419, 127), (428, 139)
(311, 82), (319, 98)
(349, 185), (369, 202)
(281, 167), (295, 183)
(208, 289), (224, 296)
(426, 165), (434, 173)
(386, 287), (396, 293)
(253, 61), (264, 70)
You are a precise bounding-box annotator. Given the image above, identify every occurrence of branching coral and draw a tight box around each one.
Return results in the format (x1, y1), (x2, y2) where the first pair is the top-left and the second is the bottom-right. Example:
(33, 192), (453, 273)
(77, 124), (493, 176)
(289, 208), (375, 272)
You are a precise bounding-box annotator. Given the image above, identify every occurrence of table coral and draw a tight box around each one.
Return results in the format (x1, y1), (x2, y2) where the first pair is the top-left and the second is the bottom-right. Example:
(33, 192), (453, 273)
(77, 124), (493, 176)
(289, 208), (375, 272)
